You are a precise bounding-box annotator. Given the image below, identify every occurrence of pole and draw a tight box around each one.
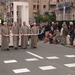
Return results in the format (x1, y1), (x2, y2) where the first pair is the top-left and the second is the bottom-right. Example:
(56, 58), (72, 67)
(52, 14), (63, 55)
(9, 0), (11, 25)
(49, 0), (50, 10)
(63, 4), (66, 20)
(48, 0), (50, 26)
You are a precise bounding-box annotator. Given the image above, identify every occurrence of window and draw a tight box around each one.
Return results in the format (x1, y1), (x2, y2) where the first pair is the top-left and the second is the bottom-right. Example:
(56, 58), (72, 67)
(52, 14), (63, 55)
(43, 5), (46, 9)
(57, 0), (60, 2)
(33, 5), (36, 10)
(37, 5), (39, 9)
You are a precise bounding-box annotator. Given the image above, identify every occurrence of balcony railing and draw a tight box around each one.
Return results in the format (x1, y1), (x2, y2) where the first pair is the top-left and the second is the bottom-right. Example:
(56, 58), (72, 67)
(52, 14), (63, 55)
(50, 0), (57, 5)
(58, 1), (73, 9)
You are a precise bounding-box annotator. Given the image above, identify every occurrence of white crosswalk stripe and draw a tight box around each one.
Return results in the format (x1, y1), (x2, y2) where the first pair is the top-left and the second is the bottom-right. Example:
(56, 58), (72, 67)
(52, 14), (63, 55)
(13, 68), (30, 74)
(4, 60), (17, 64)
(46, 56), (59, 59)
(25, 58), (38, 61)
(27, 51), (44, 59)
(65, 55), (75, 58)
(3, 54), (75, 74)
(39, 66), (56, 70)
(64, 63), (75, 67)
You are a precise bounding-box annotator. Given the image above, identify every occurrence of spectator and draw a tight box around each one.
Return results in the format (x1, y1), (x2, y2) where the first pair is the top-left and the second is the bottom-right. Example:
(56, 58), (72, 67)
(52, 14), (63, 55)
(60, 23), (64, 44)
(53, 28), (60, 44)
(49, 31), (53, 44)
(63, 22), (68, 45)
(39, 27), (44, 40)
(44, 21), (51, 43)
(55, 22), (61, 31)
(69, 22), (74, 45)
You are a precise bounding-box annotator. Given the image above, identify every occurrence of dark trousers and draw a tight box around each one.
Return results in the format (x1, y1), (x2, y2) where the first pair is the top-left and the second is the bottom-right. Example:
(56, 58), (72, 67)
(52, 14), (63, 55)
(49, 38), (53, 44)
(39, 34), (44, 40)
(70, 37), (74, 45)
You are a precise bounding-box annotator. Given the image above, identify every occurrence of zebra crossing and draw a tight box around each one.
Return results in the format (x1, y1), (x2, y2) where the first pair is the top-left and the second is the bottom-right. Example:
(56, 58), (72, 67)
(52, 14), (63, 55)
(3, 52), (75, 74)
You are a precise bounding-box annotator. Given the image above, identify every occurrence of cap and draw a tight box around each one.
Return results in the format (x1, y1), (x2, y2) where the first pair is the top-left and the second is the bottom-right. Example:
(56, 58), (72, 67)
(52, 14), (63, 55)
(70, 22), (73, 25)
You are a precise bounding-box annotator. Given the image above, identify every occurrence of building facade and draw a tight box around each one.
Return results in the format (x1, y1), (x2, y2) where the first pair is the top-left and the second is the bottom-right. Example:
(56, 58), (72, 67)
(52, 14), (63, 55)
(6, 0), (57, 23)
(56, 0), (75, 20)
(0, 2), (7, 20)
(1, 0), (75, 22)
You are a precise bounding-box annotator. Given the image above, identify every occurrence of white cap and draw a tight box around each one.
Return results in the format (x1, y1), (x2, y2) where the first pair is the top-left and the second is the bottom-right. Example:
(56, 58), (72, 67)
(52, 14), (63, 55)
(3, 22), (7, 25)
(52, 22), (54, 24)
(70, 22), (73, 25)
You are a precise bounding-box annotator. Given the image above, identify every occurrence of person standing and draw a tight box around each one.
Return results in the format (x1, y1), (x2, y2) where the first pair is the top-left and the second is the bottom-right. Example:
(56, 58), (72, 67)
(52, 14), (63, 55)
(63, 22), (68, 45)
(20, 21), (29, 49)
(0, 23), (2, 33)
(12, 22), (20, 49)
(1, 22), (10, 51)
(31, 22), (39, 48)
(60, 24), (64, 44)
(44, 21), (51, 43)
(69, 22), (74, 45)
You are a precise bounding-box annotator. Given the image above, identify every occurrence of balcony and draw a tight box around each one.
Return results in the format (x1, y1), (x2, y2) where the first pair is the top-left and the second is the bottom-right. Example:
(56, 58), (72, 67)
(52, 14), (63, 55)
(58, 1), (73, 9)
(50, 0), (57, 5)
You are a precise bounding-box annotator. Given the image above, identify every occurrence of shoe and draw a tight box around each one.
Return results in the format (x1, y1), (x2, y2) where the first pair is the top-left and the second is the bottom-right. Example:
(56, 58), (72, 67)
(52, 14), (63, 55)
(7, 48), (9, 51)
(33, 47), (37, 48)
(15, 47), (17, 50)
(24, 47), (27, 49)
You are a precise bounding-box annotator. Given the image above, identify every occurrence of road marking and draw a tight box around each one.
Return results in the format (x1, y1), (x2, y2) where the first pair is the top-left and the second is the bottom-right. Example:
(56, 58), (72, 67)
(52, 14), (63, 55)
(46, 56), (59, 59)
(67, 74), (71, 75)
(13, 68), (30, 74)
(65, 55), (75, 58)
(39, 66), (56, 70)
(27, 51), (44, 59)
(25, 58), (38, 61)
(64, 63), (75, 67)
(4, 60), (17, 64)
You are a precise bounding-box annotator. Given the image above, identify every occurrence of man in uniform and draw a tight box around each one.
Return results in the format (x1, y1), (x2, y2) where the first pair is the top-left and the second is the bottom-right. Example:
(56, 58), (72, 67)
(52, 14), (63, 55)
(1, 22), (10, 51)
(12, 22), (20, 49)
(31, 22), (39, 48)
(20, 21), (29, 49)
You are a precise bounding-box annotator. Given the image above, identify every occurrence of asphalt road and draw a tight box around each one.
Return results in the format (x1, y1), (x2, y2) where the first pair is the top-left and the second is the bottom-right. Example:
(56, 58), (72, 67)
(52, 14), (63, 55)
(0, 41), (75, 75)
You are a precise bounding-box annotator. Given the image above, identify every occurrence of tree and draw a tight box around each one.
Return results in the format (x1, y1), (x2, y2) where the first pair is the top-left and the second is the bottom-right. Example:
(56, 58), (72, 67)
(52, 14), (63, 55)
(34, 10), (56, 24)
(34, 10), (43, 23)
(44, 11), (56, 22)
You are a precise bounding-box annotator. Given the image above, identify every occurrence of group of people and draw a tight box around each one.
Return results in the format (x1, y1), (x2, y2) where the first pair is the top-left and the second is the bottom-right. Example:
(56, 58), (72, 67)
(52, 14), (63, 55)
(39, 21), (75, 46)
(0, 20), (75, 51)
(0, 21), (39, 51)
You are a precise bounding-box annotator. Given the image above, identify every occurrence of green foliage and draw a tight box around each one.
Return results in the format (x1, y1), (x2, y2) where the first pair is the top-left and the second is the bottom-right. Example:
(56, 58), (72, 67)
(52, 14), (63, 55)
(34, 14), (43, 23)
(34, 11), (56, 23)
(34, 10), (43, 23)
(43, 11), (56, 22)
(42, 16), (49, 22)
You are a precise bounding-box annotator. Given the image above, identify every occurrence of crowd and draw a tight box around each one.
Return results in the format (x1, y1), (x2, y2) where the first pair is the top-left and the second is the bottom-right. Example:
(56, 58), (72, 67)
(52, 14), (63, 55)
(38, 21), (75, 46)
(0, 21), (75, 51)
(0, 21), (39, 51)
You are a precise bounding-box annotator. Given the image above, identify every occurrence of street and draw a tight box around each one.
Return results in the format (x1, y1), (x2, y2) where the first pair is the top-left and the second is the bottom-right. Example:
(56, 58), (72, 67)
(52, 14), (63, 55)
(0, 41), (75, 75)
